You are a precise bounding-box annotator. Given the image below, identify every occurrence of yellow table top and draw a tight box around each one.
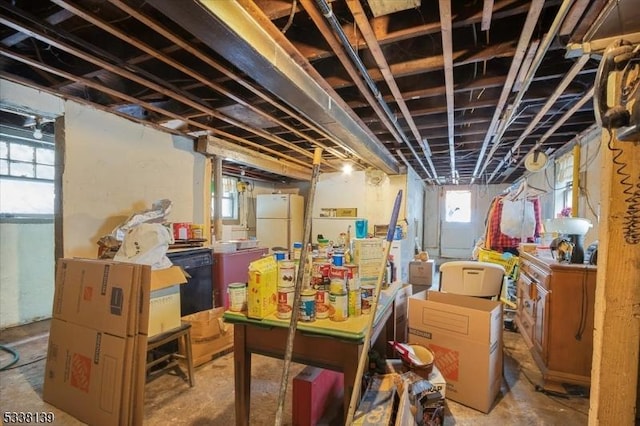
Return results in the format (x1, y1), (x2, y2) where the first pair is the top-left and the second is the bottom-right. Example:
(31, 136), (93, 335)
(223, 281), (400, 342)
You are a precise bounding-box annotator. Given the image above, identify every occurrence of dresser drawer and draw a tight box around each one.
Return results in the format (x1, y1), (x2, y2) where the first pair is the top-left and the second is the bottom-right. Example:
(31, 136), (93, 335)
(520, 260), (550, 290)
(518, 274), (536, 318)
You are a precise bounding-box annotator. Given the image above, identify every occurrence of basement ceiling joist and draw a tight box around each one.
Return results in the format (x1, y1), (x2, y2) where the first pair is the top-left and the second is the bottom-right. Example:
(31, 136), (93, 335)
(1, 0), (638, 184)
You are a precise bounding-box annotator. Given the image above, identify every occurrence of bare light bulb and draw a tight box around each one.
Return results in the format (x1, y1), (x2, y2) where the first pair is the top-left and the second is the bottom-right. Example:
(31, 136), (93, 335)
(342, 163), (353, 174)
(33, 127), (43, 140)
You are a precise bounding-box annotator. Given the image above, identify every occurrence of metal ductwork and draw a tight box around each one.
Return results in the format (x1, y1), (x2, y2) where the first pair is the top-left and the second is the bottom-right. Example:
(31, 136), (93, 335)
(147, 0), (400, 175)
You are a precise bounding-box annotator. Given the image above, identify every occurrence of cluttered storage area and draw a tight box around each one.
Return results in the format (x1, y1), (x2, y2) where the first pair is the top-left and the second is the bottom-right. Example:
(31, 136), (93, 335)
(1, 1), (639, 425)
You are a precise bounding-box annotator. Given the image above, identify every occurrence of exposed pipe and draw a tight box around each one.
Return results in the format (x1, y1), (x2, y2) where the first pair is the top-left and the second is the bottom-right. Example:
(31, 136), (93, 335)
(477, 0), (576, 180)
(314, 0), (433, 179)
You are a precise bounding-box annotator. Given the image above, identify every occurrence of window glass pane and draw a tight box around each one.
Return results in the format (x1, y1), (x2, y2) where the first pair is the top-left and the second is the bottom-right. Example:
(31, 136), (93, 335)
(36, 147), (55, 165)
(445, 190), (471, 223)
(0, 141), (7, 159)
(36, 164), (55, 180)
(222, 198), (233, 217)
(0, 178), (54, 214)
(0, 159), (8, 175)
(11, 144), (34, 162)
(11, 162), (35, 178)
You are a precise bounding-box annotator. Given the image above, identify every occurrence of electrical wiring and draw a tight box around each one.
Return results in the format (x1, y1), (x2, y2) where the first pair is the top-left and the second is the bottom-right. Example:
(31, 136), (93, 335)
(503, 345), (589, 416)
(0, 344), (20, 371)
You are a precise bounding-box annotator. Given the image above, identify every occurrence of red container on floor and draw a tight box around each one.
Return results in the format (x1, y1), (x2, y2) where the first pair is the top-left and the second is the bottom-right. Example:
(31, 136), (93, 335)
(292, 366), (344, 426)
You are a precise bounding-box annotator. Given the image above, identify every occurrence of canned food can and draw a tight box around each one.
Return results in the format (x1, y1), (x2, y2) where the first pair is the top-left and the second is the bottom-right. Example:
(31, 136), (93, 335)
(330, 266), (348, 281)
(276, 288), (294, 319)
(348, 289), (362, 317)
(344, 264), (359, 280)
(329, 278), (346, 294)
(361, 285), (375, 314)
(300, 289), (316, 322)
(329, 292), (348, 322)
(278, 260), (296, 288)
(313, 260), (331, 278)
(332, 252), (344, 266)
(228, 282), (247, 312)
(315, 290), (330, 319)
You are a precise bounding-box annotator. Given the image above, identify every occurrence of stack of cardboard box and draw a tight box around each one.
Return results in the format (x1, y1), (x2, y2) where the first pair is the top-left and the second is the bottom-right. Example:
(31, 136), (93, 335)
(43, 258), (186, 425)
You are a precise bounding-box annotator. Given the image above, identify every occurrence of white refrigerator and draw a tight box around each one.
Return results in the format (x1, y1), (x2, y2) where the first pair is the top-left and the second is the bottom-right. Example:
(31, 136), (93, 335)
(256, 194), (304, 253)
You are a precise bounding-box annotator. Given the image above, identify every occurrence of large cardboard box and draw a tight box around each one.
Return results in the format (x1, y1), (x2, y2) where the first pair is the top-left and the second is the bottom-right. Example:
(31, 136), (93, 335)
(52, 259), (142, 337)
(292, 367), (344, 426)
(53, 259), (186, 338)
(43, 319), (132, 426)
(407, 291), (503, 413)
(181, 307), (234, 367)
(247, 256), (278, 319)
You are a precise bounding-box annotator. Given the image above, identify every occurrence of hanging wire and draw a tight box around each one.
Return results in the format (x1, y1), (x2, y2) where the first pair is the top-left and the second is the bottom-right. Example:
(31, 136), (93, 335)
(281, 0), (298, 34)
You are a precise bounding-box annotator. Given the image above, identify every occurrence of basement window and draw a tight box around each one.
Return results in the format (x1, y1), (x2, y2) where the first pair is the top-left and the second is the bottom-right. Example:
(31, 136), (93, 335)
(0, 130), (55, 217)
(211, 176), (239, 221)
(445, 190), (471, 223)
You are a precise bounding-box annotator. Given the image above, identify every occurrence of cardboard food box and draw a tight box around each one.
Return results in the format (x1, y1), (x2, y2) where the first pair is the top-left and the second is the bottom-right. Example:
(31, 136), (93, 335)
(352, 238), (384, 263)
(43, 319), (132, 426)
(335, 207), (358, 217)
(353, 374), (400, 426)
(292, 367), (344, 426)
(408, 291), (503, 413)
(247, 256), (278, 319)
(181, 307), (234, 367)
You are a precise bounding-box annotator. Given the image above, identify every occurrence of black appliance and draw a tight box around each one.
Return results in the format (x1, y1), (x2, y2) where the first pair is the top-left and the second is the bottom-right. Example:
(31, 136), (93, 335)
(167, 248), (214, 316)
(567, 234), (586, 264)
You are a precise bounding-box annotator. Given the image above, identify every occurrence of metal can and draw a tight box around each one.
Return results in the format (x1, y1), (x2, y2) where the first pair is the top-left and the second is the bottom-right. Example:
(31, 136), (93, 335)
(228, 282), (247, 312)
(361, 285), (375, 314)
(278, 260), (296, 288)
(315, 290), (330, 319)
(330, 265), (348, 281)
(348, 289), (362, 317)
(329, 278), (346, 294)
(300, 289), (316, 322)
(276, 288), (294, 319)
(329, 292), (348, 322)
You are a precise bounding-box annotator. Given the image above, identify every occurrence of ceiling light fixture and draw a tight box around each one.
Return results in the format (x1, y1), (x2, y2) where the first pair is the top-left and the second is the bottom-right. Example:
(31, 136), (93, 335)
(342, 162), (353, 175)
(32, 116), (43, 140)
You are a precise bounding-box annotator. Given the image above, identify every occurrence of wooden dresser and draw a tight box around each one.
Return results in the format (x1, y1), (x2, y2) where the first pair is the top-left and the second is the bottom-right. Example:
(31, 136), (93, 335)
(515, 252), (597, 386)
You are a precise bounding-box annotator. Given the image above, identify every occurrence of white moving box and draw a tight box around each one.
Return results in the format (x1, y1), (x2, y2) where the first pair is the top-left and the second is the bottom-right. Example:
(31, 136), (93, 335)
(407, 291), (503, 413)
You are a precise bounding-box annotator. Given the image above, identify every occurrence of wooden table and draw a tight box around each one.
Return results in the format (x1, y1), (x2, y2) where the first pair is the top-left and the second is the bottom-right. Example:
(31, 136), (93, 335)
(223, 283), (400, 425)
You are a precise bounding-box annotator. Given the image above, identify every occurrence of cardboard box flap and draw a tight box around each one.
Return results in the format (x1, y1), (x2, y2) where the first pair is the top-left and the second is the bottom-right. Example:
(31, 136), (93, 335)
(150, 266), (187, 291)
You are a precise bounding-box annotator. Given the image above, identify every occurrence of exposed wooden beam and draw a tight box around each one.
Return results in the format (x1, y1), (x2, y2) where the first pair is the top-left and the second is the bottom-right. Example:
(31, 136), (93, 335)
(0, 46), (313, 170)
(323, 40), (517, 89)
(504, 87), (594, 181)
(439, 0), (456, 175)
(488, 54), (590, 182)
(481, 0), (494, 31)
(346, 0), (437, 178)
(198, 136), (312, 181)
(471, 0), (545, 182)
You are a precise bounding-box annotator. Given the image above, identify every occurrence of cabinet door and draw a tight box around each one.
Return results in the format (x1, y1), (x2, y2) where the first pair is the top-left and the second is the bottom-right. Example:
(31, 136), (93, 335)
(533, 284), (549, 361)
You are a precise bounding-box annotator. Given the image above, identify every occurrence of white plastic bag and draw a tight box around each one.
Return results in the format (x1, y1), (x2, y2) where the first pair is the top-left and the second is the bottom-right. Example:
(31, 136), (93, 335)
(500, 199), (535, 238)
(114, 223), (173, 270)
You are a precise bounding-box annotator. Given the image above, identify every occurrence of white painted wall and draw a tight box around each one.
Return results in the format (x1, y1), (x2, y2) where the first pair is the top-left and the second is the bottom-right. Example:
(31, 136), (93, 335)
(62, 101), (207, 258)
(0, 79), (208, 327)
(0, 221), (55, 327)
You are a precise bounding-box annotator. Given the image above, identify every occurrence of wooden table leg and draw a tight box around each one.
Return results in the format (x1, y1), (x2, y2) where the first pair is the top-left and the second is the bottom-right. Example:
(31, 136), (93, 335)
(234, 324), (251, 426)
(342, 344), (363, 423)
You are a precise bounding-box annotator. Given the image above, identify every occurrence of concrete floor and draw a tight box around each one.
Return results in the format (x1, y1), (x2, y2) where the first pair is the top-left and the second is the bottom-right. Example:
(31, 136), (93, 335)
(0, 317), (589, 425)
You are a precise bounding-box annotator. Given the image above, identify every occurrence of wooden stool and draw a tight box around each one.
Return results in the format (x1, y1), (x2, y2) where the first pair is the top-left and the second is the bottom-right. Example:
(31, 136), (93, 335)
(146, 322), (195, 387)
